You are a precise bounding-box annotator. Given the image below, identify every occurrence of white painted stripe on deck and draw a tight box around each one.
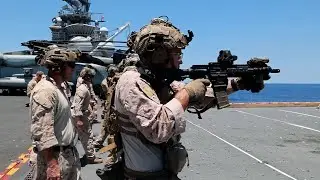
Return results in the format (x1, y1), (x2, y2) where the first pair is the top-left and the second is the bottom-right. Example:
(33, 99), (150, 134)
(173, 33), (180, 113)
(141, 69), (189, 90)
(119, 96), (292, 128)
(235, 110), (320, 133)
(279, 109), (320, 119)
(187, 120), (298, 180)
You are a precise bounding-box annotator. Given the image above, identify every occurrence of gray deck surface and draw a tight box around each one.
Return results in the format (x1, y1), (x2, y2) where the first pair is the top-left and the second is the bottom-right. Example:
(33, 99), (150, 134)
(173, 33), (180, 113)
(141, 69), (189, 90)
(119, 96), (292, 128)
(0, 96), (320, 180)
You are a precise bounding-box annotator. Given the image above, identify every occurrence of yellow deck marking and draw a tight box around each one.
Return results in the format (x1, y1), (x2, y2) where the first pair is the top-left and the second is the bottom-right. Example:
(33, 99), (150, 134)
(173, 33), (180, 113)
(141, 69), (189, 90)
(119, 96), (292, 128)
(6, 162), (17, 170)
(6, 168), (20, 176)
(0, 145), (33, 177)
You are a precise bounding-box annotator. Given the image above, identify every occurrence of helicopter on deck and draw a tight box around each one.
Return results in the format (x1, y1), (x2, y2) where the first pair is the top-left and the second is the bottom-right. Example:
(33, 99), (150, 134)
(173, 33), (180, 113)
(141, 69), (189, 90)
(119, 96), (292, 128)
(0, 0), (130, 96)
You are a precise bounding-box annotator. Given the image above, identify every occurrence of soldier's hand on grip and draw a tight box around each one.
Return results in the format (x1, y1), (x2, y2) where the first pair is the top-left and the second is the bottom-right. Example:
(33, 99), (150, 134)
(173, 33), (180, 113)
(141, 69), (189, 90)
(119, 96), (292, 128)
(184, 79), (211, 103)
(247, 58), (271, 81)
(236, 75), (265, 93)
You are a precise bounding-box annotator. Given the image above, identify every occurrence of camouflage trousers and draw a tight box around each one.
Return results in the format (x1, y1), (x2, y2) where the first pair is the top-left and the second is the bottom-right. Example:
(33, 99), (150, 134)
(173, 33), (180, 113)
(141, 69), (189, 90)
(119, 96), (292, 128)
(95, 104), (117, 146)
(95, 115), (117, 163)
(95, 111), (108, 145)
(95, 131), (117, 163)
(32, 146), (81, 180)
(88, 103), (98, 124)
(76, 116), (95, 158)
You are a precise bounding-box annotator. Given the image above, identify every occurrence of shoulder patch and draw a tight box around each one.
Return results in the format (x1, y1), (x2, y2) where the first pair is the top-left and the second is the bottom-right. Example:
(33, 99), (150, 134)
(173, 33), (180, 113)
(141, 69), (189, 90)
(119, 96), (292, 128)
(142, 86), (155, 97)
(136, 79), (159, 103)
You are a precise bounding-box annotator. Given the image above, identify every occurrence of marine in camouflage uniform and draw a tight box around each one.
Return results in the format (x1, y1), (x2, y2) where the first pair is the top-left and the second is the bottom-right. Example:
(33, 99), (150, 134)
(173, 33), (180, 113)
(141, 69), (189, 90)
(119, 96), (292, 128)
(76, 75), (99, 124)
(93, 64), (120, 164)
(71, 67), (103, 164)
(28, 80), (69, 170)
(111, 17), (267, 180)
(30, 47), (82, 180)
(93, 54), (140, 164)
(27, 71), (44, 97)
(95, 66), (115, 146)
(25, 71), (44, 107)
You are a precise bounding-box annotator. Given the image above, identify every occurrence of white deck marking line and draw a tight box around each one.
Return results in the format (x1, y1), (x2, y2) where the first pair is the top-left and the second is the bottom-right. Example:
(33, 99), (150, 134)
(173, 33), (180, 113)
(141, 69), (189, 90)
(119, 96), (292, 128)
(279, 109), (320, 119)
(187, 120), (298, 180)
(235, 110), (320, 133)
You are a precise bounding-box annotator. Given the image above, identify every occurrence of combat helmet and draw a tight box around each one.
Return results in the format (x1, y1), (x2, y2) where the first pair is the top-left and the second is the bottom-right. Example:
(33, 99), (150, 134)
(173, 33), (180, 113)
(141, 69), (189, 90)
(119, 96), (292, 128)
(38, 46), (80, 71)
(106, 64), (118, 76)
(79, 66), (96, 78)
(130, 16), (194, 66)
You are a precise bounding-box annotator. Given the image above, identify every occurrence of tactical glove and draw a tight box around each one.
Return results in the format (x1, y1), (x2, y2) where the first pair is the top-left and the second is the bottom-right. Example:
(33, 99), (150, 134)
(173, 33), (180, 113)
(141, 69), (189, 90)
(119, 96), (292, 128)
(234, 58), (271, 93)
(184, 79), (211, 103)
(233, 75), (265, 93)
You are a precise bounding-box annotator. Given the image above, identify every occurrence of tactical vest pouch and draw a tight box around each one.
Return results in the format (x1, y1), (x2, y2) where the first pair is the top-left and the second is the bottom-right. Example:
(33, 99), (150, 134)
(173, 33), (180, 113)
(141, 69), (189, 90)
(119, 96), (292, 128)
(165, 142), (189, 175)
(96, 159), (125, 180)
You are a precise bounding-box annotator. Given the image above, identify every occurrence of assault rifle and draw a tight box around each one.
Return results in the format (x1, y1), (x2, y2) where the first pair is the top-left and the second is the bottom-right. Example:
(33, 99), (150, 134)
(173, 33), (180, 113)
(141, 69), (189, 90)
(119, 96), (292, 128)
(168, 50), (280, 116)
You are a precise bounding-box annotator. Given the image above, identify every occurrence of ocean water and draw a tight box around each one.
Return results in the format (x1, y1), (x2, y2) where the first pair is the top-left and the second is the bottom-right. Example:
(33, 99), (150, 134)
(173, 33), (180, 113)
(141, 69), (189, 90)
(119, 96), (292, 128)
(228, 83), (320, 103)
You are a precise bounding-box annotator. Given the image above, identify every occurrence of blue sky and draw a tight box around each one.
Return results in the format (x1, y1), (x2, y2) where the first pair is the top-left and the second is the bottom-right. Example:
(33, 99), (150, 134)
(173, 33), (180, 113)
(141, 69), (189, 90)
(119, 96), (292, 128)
(0, 0), (319, 83)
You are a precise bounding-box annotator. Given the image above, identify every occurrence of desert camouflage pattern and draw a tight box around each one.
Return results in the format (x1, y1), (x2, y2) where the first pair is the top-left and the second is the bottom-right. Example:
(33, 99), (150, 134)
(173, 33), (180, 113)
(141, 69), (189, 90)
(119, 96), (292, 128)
(113, 68), (186, 172)
(71, 83), (95, 158)
(101, 78), (108, 94)
(112, 64), (217, 173)
(95, 74), (119, 163)
(96, 54), (139, 144)
(76, 76), (98, 123)
(103, 54), (140, 136)
(32, 146), (81, 180)
(104, 75), (121, 135)
(132, 17), (189, 56)
(30, 77), (79, 179)
(94, 55), (140, 165)
(99, 77), (108, 120)
(27, 71), (45, 98)
(30, 77), (77, 151)
(87, 99), (98, 123)
(27, 78), (38, 97)
(115, 69), (186, 142)
(79, 66), (96, 77)
(71, 83), (91, 117)
(95, 77), (111, 145)
(76, 76), (83, 88)
(117, 53), (140, 70)
(38, 47), (79, 67)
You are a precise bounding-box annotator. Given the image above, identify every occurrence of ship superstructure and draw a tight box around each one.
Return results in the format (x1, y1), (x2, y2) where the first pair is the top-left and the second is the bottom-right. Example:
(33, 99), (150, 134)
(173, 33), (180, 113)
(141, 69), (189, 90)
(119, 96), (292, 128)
(23, 0), (130, 59)
(0, 0), (130, 95)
